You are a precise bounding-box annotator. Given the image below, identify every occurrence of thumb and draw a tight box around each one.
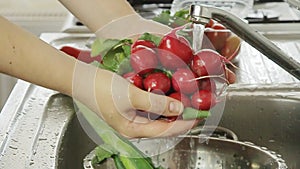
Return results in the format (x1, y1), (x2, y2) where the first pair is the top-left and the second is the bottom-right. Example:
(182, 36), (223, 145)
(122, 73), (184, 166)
(129, 85), (184, 117)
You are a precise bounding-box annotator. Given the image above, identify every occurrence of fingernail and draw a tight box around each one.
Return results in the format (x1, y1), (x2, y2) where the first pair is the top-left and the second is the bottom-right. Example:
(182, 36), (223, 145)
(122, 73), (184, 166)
(169, 101), (181, 113)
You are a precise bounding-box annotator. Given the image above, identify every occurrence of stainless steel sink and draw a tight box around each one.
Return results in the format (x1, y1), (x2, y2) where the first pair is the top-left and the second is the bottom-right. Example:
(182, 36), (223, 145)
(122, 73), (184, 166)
(55, 84), (300, 169)
(220, 84), (300, 169)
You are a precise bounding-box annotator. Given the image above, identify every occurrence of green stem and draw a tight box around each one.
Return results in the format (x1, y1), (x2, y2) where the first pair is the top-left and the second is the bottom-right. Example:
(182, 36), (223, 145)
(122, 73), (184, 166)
(182, 107), (210, 120)
(74, 101), (159, 169)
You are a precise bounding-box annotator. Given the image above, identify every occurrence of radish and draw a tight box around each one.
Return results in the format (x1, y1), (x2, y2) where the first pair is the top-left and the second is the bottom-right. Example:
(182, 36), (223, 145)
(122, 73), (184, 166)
(131, 39), (156, 51)
(205, 19), (217, 28)
(60, 46), (102, 63)
(205, 23), (230, 51)
(171, 68), (198, 95)
(158, 33), (193, 70)
(190, 49), (225, 77)
(225, 67), (236, 84)
(122, 72), (144, 89)
(191, 90), (216, 110)
(221, 35), (241, 61)
(169, 92), (191, 107)
(130, 46), (158, 75)
(143, 72), (171, 94)
(198, 78), (217, 92)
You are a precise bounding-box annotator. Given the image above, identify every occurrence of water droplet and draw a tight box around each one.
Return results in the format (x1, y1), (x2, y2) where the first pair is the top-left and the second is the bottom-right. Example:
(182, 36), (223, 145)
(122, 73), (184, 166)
(251, 162), (260, 169)
(39, 138), (47, 141)
(9, 145), (18, 150)
(241, 146), (246, 151)
(261, 146), (267, 151)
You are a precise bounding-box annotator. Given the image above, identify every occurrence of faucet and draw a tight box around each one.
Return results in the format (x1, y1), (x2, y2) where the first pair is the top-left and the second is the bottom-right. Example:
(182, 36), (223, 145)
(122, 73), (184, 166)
(189, 4), (300, 81)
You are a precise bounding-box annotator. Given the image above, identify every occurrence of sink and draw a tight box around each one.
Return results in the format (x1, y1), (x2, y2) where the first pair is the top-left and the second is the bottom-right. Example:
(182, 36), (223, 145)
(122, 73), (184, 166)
(220, 84), (300, 169)
(54, 84), (300, 169)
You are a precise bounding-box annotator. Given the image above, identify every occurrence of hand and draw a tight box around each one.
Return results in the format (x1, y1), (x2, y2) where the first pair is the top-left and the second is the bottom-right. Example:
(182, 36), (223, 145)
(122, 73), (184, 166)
(72, 62), (199, 138)
(59, 0), (171, 39)
(95, 14), (171, 39)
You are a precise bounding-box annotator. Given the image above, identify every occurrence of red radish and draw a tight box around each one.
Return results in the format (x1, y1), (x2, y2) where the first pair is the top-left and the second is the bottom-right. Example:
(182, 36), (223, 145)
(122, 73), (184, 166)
(191, 90), (216, 110)
(171, 68), (198, 95)
(191, 49), (225, 77)
(169, 92), (191, 107)
(158, 33), (193, 70)
(162, 116), (178, 122)
(225, 67), (236, 84)
(130, 46), (158, 75)
(143, 72), (171, 94)
(221, 35), (241, 61)
(131, 40), (156, 52)
(167, 26), (191, 47)
(205, 23), (230, 51)
(60, 46), (102, 63)
(205, 19), (216, 28)
(123, 72), (144, 89)
(198, 78), (217, 92)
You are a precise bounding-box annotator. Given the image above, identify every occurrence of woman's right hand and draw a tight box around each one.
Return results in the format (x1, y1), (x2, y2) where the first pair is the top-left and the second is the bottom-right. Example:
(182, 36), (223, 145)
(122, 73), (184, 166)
(72, 62), (199, 138)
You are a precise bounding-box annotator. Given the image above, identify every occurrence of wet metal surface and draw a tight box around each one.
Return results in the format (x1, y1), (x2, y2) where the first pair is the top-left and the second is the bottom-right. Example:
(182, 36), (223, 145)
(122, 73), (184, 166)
(0, 81), (74, 169)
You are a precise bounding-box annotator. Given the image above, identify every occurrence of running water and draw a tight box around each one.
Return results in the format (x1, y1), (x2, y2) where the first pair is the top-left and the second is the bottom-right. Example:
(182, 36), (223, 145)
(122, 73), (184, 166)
(192, 23), (205, 53)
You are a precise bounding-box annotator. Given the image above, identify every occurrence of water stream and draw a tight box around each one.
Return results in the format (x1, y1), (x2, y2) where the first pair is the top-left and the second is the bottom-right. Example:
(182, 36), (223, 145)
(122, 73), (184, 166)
(192, 23), (205, 53)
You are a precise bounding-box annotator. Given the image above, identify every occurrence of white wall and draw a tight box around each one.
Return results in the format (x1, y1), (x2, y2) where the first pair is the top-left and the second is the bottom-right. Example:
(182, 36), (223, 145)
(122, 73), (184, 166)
(0, 0), (69, 36)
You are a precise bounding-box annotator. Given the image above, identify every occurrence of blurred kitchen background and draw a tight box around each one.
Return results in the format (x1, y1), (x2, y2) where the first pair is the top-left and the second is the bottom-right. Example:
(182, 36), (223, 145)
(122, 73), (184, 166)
(0, 0), (300, 111)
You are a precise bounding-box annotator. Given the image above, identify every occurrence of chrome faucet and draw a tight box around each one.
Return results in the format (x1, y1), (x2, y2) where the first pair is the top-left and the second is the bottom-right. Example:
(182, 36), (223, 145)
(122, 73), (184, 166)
(189, 4), (300, 80)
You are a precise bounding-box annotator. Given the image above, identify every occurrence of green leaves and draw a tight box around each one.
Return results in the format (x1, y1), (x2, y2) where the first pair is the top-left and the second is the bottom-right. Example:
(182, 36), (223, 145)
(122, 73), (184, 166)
(153, 9), (190, 28)
(91, 39), (120, 57)
(93, 144), (118, 164)
(90, 33), (163, 75)
(138, 32), (162, 46)
(75, 101), (163, 169)
(91, 38), (133, 74)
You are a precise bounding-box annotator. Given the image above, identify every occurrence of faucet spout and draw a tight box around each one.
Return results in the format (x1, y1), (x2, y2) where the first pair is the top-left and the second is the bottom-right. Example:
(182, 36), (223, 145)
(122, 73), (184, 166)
(189, 4), (300, 81)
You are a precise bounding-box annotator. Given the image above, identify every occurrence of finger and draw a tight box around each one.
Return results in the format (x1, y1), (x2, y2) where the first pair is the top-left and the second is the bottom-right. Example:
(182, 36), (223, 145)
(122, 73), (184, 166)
(129, 85), (184, 117)
(120, 116), (201, 138)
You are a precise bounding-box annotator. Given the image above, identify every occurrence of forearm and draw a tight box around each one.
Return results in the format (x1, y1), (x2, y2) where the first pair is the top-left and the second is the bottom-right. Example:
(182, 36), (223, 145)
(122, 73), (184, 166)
(58, 0), (136, 33)
(0, 16), (74, 96)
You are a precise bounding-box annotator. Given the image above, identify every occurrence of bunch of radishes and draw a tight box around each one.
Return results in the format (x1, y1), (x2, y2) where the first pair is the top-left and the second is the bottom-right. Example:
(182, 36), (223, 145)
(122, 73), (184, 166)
(123, 27), (236, 113)
(60, 21), (238, 121)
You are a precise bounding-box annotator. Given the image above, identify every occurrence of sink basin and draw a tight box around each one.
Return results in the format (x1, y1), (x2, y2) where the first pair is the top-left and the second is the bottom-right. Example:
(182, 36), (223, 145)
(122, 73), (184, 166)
(55, 84), (300, 169)
(220, 84), (300, 169)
